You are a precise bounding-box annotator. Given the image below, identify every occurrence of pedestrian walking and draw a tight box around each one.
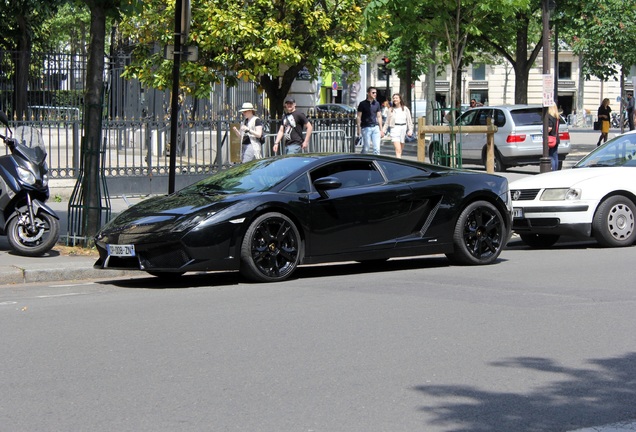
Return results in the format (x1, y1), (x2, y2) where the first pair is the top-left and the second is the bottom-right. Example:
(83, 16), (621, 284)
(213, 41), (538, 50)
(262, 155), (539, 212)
(626, 92), (635, 131)
(547, 103), (560, 171)
(273, 96), (313, 154)
(597, 98), (612, 146)
(232, 102), (263, 162)
(382, 93), (413, 159)
(356, 87), (384, 155)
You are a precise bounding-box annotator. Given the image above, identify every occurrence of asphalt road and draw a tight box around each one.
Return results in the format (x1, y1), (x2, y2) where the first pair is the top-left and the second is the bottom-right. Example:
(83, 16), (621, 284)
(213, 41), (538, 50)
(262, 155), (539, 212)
(1, 237), (635, 432)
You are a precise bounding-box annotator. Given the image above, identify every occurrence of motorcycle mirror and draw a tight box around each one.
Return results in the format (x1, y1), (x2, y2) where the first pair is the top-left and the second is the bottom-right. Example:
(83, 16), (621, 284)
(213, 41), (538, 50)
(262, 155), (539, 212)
(0, 110), (10, 130)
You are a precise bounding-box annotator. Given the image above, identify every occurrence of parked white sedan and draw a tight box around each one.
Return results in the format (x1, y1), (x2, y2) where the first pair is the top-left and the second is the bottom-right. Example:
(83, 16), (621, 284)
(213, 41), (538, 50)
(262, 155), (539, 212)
(510, 130), (636, 248)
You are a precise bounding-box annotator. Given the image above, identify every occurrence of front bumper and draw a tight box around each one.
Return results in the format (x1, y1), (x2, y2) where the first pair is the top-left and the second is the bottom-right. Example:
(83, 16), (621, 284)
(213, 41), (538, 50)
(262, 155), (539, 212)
(511, 201), (594, 238)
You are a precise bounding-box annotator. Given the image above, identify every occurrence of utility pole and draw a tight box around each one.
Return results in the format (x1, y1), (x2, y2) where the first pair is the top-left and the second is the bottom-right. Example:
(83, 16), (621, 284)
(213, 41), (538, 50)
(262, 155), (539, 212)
(540, 0), (553, 173)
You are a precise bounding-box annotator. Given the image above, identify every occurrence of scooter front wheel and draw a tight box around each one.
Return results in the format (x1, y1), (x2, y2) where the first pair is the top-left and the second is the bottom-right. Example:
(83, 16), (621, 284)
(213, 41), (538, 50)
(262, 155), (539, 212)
(7, 212), (60, 256)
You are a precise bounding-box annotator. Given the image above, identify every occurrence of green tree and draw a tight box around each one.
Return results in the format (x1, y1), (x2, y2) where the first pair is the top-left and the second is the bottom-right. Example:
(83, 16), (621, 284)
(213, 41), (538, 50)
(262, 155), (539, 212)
(118, 0), (374, 117)
(563, 0), (636, 82)
(0, 0), (66, 118)
(77, 0), (137, 240)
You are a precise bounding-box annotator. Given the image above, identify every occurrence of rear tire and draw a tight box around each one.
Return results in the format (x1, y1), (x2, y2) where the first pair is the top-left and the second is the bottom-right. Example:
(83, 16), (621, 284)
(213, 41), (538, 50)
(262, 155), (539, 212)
(493, 152), (507, 172)
(240, 212), (301, 282)
(446, 200), (506, 265)
(592, 195), (636, 247)
(429, 142), (446, 166)
(519, 233), (560, 248)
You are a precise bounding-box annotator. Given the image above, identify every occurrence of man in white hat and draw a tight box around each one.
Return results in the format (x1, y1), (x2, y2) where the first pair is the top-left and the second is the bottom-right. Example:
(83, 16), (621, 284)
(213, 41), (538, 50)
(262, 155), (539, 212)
(232, 102), (263, 162)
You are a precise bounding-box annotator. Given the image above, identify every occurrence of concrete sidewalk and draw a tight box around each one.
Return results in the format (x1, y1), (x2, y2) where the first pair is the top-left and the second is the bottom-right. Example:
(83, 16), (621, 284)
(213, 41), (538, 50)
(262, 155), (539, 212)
(0, 198), (142, 285)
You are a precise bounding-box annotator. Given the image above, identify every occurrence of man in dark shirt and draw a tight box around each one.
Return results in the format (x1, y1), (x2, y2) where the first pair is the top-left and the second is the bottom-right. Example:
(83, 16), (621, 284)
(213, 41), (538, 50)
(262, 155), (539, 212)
(627, 92), (635, 131)
(356, 87), (384, 154)
(273, 96), (313, 154)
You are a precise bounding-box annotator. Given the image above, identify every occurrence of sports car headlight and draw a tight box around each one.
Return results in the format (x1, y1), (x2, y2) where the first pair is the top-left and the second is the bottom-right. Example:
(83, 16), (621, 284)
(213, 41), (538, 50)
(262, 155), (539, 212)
(17, 167), (36, 185)
(173, 211), (218, 232)
(540, 188), (581, 201)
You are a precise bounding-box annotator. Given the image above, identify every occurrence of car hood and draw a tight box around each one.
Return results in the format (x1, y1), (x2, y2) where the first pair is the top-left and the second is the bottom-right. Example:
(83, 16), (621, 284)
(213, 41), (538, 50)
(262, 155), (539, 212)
(510, 167), (629, 189)
(99, 191), (232, 236)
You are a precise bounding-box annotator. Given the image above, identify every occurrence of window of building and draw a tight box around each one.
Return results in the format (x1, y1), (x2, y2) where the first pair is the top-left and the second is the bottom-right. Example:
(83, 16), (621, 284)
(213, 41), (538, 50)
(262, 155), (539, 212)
(558, 62), (572, 80)
(472, 64), (486, 80)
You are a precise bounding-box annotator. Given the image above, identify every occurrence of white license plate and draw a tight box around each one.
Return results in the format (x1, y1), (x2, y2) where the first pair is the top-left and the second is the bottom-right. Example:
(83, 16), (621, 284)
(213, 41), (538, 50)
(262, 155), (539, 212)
(531, 134), (542, 142)
(513, 208), (524, 218)
(107, 244), (136, 257)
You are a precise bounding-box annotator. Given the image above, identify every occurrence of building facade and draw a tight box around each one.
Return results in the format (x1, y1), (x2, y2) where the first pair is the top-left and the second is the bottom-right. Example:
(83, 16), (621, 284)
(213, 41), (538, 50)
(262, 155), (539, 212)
(364, 51), (636, 124)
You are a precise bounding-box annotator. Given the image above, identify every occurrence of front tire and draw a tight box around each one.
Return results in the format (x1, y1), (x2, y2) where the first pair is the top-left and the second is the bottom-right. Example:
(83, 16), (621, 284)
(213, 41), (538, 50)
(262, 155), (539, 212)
(7, 211), (60, 257)
(240, 212), (302, 282)
(446, 201), (506, 265)
(592, 195), (636, 247)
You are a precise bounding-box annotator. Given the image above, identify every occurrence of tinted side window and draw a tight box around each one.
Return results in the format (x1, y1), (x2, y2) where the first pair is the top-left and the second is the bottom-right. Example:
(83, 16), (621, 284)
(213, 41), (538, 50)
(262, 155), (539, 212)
(510, 109), (543, 126)
(282, 173), (312, 193)
(493, 109), (506, 127)
(376, 160), (428, 181)
(476, 109), (492, 126)
(311, 160), (384, 188)
(458, 110), (478, 126)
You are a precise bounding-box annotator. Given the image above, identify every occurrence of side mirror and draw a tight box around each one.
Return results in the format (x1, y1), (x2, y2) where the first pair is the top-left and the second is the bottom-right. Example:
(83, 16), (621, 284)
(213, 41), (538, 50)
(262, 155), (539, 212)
(0, 110), (9, 128)
(313, 176), (342, 198)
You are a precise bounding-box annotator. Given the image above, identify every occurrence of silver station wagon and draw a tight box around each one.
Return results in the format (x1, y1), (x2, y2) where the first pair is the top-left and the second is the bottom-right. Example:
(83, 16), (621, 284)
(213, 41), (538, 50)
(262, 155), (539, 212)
(429, 104), (571, 171)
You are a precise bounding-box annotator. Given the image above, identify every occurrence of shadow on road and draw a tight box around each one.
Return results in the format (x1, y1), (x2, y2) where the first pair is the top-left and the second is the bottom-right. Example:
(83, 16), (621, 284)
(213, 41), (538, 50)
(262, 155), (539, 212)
(101, 255), (454, 289)
(413, 353), (636, 431)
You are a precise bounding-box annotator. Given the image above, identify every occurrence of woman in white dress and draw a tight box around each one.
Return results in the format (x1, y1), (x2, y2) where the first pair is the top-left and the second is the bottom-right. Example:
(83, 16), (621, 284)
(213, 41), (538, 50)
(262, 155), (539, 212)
(382, 93), (413, 158)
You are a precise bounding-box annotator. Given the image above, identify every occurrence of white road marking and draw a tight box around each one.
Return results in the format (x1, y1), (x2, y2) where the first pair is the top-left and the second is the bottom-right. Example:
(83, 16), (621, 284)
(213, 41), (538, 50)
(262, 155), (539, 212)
(50, 282), (97, 288)
(568, 421), (636, 431)
(35, 293), (85, 298)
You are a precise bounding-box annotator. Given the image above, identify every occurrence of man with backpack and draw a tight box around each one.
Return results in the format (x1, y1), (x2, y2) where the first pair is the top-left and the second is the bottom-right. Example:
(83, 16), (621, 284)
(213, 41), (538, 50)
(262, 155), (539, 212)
(273, 96), (313, 154)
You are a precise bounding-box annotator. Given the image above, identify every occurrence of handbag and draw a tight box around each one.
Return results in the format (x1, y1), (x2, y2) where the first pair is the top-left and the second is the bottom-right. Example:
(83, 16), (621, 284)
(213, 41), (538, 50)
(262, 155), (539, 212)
(593, 120), (601, 130)
(548, 117), (559, 148)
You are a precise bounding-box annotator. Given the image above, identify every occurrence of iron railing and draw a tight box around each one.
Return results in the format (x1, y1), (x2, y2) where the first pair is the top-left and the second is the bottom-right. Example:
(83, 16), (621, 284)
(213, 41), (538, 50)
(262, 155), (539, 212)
(1, 115), (358, 181)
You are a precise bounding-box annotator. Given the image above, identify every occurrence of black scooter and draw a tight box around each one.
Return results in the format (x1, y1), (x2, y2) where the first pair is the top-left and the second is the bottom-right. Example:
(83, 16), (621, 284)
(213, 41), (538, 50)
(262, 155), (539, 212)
(0, 110), (59, 256)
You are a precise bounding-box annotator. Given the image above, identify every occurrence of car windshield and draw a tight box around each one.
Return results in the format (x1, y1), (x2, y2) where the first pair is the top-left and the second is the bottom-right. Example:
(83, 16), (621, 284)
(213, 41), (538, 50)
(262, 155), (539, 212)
(575, 133), (636, 168)
(180, 156), (317, 195)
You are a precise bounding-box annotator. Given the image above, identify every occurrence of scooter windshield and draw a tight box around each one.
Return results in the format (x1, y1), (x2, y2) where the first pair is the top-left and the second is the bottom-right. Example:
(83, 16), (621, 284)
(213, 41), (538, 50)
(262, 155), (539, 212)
(13, 126), (47, 164)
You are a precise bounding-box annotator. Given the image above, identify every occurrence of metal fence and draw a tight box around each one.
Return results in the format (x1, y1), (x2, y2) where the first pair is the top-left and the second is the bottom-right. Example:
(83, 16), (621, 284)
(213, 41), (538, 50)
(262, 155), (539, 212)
(1, 49), (358, 192)
(1, 115), (357, 179)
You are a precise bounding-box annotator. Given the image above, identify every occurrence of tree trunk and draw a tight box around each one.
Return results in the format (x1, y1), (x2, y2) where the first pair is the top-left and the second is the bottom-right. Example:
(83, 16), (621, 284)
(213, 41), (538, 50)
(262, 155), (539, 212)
(80, 2), (107, 240)
(13, 15), (30, 120)
(260, 64), (304, 118)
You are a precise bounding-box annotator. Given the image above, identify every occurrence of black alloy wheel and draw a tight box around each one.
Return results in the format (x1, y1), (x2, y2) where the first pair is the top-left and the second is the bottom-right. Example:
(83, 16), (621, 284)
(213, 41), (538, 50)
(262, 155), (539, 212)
(240, 212), (302, 282)
(446, 200), (506, 265)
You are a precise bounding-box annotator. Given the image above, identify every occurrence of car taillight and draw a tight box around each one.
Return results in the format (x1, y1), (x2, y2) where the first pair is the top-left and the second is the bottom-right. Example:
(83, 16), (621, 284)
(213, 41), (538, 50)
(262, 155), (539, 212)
(559, 131), (570, 141)
(506, 134), (526, 143)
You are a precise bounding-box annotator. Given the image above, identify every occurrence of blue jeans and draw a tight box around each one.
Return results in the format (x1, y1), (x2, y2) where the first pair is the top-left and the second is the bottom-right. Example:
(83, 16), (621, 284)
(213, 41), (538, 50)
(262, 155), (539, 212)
(361, 125), (381, 155)
(549, 147), (559, 171)
(285, 143), (302, 154)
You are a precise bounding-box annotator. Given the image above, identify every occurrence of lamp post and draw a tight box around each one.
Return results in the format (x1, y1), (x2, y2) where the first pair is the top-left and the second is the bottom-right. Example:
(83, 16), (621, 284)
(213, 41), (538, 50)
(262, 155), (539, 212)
(540, 0), (553, 173)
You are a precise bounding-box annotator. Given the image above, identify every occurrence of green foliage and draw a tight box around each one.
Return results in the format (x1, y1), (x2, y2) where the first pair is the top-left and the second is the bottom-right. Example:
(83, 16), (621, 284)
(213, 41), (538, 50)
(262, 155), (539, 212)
(43, 2), (91, 53)
(562, 0), (636, 81)
(119, 0), (373, 112)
